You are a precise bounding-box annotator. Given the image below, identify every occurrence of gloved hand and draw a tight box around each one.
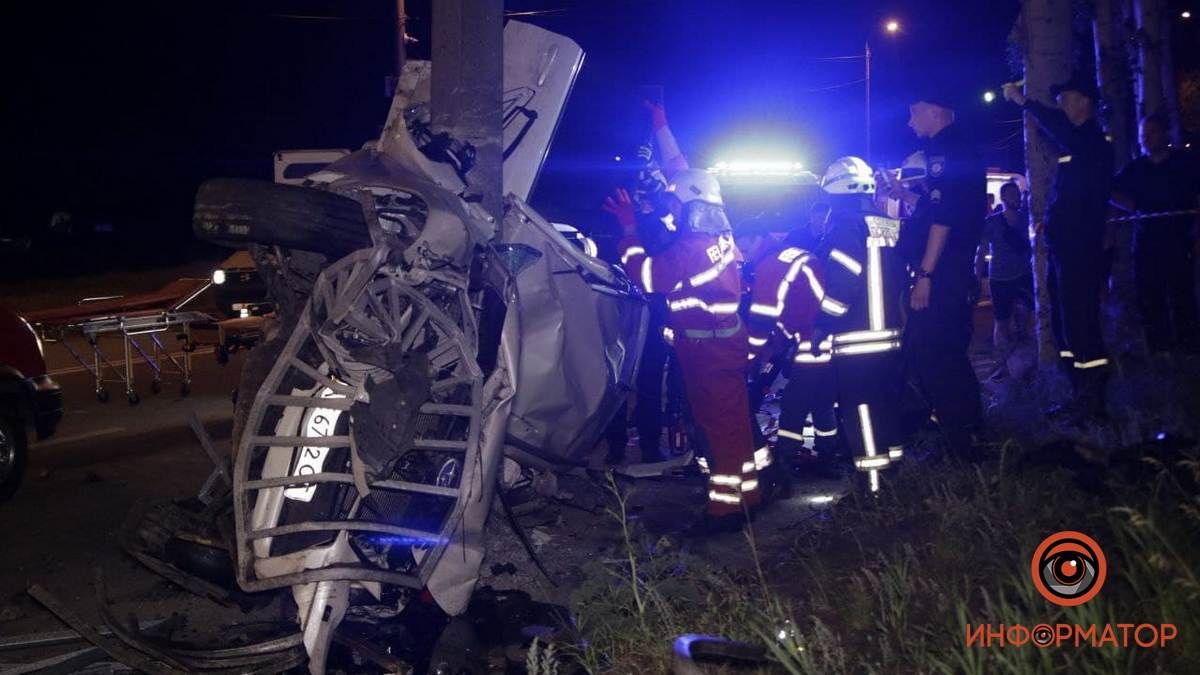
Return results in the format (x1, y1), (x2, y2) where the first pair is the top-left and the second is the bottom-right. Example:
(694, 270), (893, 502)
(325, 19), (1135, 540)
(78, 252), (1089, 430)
(809, 328), (829, 357)
(636, 143), (654, 163)
(644, 99), (669, 131)
(602, 188), (637, 234)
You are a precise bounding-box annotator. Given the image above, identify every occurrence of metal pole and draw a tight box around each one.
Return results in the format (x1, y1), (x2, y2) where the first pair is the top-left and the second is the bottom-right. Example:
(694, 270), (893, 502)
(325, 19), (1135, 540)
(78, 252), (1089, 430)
(865, 41), (872, 161)
(432, 0), (505, 222)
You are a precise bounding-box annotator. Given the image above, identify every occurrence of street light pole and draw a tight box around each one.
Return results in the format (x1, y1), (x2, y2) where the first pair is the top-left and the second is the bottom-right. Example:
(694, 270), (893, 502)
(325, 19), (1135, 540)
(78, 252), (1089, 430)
(865, 41), (872, 161)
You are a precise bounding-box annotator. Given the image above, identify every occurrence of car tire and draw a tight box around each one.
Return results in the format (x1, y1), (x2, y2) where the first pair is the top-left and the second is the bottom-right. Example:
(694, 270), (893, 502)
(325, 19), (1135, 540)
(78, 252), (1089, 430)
(0, 418), (28, 503)
(192, 178), (371, 258)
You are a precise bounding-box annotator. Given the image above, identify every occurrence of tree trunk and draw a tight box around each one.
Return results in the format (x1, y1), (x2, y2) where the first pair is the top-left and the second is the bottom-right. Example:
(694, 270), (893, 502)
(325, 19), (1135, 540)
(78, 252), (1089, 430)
(1133, 0), (1163, 117)
(1093, 0), (1137, 164)
(1094, 0), (1140, 347)
(1019, 0), (1075, 365)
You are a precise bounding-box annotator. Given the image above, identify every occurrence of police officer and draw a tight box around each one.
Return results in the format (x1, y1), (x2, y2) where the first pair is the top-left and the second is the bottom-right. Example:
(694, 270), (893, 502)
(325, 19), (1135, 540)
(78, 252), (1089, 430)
(1111, 113), (1200, 355)
(620, 169), (760, 530)
(1003, 73), (1114, 417)
(894, 88), (984, 455)
(812, 157), (907, 493)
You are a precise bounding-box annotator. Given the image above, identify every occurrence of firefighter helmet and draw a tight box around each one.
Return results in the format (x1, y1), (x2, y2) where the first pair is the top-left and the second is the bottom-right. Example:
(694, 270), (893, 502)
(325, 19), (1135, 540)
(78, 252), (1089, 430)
(821, 156), (876, 195)
(666, 169), (725, 207)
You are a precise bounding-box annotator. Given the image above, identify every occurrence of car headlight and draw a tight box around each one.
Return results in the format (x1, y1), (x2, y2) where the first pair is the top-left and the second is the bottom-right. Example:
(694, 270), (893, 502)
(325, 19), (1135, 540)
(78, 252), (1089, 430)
(212, 269), (227, 285)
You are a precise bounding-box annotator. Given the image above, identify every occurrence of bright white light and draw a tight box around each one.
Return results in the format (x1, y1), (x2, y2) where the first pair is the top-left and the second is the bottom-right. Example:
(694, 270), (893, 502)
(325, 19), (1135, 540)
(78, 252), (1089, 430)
(708, 159), (806, 176)
(806, 495), (836, 505)
(212, 269), (226, 285)
(885, 19), (900, 33)
(983, 90), (996, 103)
(1182, 11), (1192, 19)
(613, 155), (623, 162)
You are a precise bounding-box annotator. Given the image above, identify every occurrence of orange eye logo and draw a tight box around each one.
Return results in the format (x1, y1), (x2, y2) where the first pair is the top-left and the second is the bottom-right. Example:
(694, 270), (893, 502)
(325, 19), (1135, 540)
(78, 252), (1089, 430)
(1031, 531), (1107, 606)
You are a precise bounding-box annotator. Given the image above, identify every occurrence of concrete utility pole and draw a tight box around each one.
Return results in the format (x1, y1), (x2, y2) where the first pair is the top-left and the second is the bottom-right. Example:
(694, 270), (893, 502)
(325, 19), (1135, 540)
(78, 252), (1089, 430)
(432, 0), (505, 222)
(1019, 0), (1073, 365)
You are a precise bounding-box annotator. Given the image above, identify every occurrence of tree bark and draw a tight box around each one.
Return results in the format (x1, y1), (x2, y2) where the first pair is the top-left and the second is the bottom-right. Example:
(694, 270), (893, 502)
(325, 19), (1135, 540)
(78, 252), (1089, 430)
(1018, 0), (1074, 365)
(1094, 0), (1140, 344)
(1128, 0), (1166, 123)
(1093, 0), (1136, 165)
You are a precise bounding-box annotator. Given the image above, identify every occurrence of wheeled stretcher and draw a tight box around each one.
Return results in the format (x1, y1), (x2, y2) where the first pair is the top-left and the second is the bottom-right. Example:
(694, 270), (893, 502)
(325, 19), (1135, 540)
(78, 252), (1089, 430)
(23, 278), (213, 404)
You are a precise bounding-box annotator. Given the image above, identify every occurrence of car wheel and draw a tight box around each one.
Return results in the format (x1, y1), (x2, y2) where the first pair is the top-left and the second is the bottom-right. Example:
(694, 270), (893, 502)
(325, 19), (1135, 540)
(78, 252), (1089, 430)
(0, 418), (28, 502)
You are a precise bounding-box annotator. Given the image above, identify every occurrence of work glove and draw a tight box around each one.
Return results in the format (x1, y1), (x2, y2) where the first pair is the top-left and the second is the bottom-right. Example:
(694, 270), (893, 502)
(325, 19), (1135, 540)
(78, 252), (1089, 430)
(644, 99), (669, 131)
(602, 188), (637, 234)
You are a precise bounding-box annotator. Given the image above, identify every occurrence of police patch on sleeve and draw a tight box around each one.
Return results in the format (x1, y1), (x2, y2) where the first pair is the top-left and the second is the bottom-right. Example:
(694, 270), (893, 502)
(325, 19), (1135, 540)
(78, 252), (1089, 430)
(929, 156), (946, 177)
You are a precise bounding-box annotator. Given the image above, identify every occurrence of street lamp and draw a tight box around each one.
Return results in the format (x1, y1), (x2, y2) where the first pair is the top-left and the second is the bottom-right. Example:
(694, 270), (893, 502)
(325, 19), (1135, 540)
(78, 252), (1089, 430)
(983, 90), (997, 103)
(885, 19), (901, 33)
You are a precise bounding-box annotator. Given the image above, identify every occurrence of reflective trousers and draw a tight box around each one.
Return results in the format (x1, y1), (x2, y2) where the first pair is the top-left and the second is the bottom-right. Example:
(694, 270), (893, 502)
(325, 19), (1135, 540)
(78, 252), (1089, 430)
(834, 352), (904, 491)
(776, 362), (840, 464)
(1047, 248), (1110, 410)
(674, 328), (760, 516)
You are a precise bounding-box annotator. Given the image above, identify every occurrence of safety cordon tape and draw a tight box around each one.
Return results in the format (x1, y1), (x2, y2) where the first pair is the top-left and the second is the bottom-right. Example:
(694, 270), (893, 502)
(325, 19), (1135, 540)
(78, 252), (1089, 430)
(1106, 208), (1200, 224)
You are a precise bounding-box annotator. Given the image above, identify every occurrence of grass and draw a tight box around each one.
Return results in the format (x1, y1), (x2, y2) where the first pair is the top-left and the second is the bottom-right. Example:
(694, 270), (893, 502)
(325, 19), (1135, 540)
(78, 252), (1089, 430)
(555, 407), (1200, 673)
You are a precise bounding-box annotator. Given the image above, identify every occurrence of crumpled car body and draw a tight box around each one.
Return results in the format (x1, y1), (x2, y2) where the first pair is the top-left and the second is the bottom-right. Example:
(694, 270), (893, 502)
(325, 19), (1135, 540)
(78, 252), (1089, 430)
(200, 22), (647, 672)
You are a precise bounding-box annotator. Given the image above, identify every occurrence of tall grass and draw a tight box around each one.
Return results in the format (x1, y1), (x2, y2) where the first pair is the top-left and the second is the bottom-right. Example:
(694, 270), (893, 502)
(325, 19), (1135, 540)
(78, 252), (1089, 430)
(564, 442), (1199, 674)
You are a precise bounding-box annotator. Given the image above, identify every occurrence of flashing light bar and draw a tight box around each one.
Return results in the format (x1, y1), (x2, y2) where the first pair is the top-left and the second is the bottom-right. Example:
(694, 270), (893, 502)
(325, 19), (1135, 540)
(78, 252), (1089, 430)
(708, 160), (807, 176)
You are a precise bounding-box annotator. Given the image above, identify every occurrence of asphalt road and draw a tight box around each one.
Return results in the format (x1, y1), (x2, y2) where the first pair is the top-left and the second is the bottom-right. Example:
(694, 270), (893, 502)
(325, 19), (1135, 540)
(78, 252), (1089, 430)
(0, 343), (280, 660)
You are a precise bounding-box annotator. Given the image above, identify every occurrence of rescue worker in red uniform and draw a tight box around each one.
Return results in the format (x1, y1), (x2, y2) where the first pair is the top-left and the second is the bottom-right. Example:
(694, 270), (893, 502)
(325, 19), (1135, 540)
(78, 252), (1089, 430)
(748, 240), (839, 479)
(811, 157), (907, 493)
(620, 169), (759, 528)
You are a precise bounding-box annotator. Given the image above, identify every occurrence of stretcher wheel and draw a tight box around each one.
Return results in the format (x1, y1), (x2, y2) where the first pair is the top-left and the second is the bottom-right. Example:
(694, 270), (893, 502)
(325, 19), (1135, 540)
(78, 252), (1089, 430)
(97, 388), (110, 403)
(151, 380), (163, 394)
(127, 391), (140, 405)
(180, 382), (191, 397)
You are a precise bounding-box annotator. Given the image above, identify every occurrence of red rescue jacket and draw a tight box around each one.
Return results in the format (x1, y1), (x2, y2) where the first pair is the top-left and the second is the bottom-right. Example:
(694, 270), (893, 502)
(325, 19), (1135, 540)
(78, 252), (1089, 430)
(620, 231), (743, 333)
(746, 245), (825, 360)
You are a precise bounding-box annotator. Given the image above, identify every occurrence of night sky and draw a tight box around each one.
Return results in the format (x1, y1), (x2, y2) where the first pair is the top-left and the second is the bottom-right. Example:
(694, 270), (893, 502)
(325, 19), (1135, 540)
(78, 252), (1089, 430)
(5, 0), (1196, 267)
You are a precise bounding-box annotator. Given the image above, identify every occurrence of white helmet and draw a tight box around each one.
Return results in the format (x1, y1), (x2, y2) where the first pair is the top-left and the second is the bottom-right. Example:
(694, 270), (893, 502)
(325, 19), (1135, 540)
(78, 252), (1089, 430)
(898, 151), (927, 185)
(821, 156), (876, 195)
(667, 168), (724, 206)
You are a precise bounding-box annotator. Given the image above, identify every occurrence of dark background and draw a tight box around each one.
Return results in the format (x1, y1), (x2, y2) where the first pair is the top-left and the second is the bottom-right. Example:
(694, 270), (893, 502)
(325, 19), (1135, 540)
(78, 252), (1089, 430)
(4, 0), (1196, 277)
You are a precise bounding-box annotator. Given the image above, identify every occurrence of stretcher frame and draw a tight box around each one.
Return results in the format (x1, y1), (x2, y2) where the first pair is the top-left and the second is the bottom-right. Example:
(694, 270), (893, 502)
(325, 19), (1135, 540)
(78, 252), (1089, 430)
(31, 282), (213, 404)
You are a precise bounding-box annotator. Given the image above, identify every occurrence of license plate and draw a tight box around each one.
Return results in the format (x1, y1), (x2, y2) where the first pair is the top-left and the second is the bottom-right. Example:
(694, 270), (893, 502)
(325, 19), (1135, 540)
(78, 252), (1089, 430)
(284, 387), (347, 502)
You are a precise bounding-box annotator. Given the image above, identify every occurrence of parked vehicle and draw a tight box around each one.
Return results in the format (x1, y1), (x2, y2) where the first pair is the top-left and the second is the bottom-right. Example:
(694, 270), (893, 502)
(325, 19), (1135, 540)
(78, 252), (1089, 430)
(0, 305), (63, 501)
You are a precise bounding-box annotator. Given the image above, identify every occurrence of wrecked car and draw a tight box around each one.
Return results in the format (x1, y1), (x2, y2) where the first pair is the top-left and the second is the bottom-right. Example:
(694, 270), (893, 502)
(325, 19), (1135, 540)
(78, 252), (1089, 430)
(191, 21), (647, 671)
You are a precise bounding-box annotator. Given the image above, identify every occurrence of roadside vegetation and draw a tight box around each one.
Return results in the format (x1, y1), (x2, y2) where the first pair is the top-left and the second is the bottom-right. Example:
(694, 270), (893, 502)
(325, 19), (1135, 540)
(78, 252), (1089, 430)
(558, 357), (1200, 674)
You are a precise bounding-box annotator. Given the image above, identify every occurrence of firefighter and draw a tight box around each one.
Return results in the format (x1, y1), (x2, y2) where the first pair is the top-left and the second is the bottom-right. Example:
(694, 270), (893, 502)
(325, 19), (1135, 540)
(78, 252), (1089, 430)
(811, 157), (906, 493)
(1003, 74), (1114, 417)
(898, 89), (985, 454)
(619, 169), (760, 529)
(747, 237), (838, 480)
